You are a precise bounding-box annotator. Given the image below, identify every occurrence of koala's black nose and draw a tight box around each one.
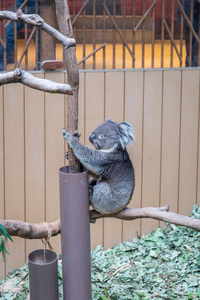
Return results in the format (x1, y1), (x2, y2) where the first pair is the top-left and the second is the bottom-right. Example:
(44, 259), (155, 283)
(89, 132), (95, 142)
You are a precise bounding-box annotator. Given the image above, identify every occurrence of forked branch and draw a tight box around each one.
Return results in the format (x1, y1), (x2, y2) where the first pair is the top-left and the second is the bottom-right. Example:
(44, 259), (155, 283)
(0, 68), (73, 94)
(0, 9), (76, 49)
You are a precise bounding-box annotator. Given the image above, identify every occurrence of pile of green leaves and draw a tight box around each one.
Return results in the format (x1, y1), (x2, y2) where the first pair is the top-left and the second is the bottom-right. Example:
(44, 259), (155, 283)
(91, 224), (200, 300)
(1, 211), (200, 299)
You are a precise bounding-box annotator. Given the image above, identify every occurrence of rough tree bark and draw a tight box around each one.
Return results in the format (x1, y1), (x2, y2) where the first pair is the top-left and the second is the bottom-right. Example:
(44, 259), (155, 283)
(55, 0), (81, 173)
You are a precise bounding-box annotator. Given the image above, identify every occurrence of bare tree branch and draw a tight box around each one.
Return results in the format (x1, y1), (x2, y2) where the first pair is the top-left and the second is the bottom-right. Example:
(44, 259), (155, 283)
(90, 206), (200, 232)
(1, 206), (200, 239)
(0, 219), (60, 239)
(0, 68), (73, 94)
(0, 9), (76, 49)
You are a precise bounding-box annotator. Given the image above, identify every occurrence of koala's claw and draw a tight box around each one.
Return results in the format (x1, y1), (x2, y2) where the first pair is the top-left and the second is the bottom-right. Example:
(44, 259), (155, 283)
(73, 130), (81, 139)
(62, 128), (68, 139)
(89, 185), (94, 198)
(65, 151), (69, 160)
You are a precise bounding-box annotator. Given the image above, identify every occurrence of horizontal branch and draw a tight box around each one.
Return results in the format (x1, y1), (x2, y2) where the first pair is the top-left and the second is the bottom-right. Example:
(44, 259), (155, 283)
(0, 68), (73, 94)
(1, 205), (200, 239)
(90, 206), (200, 231)
(0, 219), (60, 239)
(0, 9), (76, 49)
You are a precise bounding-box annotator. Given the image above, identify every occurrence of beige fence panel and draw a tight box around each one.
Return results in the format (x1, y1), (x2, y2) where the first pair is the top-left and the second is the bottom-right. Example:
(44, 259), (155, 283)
(0, 85), (4, 278)
(142, 70), (163, 235)
(160, 70), (181, 216)
(45, 72), (65, 254)
(3, 83), (25, 277)
(0, 69), (200, 280)
(179, 70), (200, 216)
(123, 70), (144, 242)
(24, 74), (46, 257)
(85, 71), (105, 249)
(104, 71), (124, 249)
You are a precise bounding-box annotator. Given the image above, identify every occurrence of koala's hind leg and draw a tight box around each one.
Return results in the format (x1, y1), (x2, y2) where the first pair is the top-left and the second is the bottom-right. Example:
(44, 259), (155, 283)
(90, 182), (120, 214)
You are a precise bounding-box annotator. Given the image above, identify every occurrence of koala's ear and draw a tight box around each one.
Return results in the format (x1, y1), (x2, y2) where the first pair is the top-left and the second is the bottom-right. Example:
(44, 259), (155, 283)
(106, 118), (114, 123)
(118, 122), (135, 149)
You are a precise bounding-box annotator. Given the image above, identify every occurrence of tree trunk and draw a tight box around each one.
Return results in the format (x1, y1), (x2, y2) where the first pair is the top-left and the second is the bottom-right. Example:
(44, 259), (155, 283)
(55, 0), (81, 173)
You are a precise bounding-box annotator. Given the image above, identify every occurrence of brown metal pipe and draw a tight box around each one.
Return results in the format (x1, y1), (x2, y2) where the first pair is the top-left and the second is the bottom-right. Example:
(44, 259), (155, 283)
(59, 166), (91, 300)
(28, 249), (59, 300)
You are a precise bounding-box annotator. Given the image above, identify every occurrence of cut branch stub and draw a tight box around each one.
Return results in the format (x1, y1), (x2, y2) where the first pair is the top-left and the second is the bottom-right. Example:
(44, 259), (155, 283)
(0, 68), (73, 95)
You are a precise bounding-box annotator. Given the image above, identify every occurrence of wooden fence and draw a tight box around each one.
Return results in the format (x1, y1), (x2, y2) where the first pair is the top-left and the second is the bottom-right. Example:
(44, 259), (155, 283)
(0, 68), (200, 280)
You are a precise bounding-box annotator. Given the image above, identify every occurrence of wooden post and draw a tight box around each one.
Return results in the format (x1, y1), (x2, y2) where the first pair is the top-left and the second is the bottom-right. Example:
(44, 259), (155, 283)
(55, 0), (81, 173)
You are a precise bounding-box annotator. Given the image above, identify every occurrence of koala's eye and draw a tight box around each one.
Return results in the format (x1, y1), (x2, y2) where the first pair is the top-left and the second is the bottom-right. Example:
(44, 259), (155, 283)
(98, 134), (104, 139)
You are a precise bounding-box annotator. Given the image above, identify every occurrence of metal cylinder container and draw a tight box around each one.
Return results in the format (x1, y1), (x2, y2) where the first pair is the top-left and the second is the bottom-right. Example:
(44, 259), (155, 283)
(59, 166), (92, 300)
(28, 249), (59, 300)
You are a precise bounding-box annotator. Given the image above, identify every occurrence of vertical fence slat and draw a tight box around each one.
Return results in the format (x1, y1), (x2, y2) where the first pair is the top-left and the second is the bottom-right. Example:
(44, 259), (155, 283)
(197, 70), (200, 206)
(0, 86), (4, 221)
(160, 70), (181, 218)
(0, 86), (5, 280)
(104, 71), (124, 249)
(123, 71), (143, 241)
(45, 72), (65, 254)
(85, 71), (105, 249)
(4, 83), (25, 276)
(25, 74), (45, 257)
(179, 69), (199, 215)
(141, 70), (162, 235)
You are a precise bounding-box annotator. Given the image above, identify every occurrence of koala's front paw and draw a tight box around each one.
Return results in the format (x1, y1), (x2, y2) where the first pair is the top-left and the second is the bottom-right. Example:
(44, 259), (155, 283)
(62, 129), (81, 141)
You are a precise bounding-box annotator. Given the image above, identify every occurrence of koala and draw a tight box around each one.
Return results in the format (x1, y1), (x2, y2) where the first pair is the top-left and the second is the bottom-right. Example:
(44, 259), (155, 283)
(62, 119), (135, 214)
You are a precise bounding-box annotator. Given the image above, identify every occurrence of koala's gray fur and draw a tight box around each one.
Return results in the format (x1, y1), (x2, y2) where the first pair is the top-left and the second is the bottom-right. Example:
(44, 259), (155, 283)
(62, 119), (135, 214)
